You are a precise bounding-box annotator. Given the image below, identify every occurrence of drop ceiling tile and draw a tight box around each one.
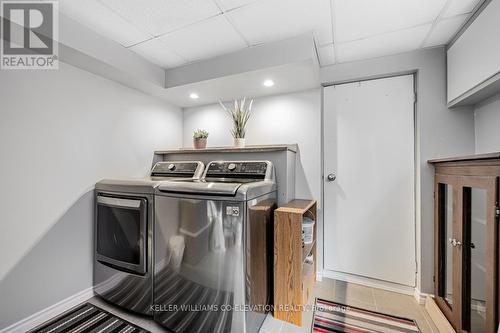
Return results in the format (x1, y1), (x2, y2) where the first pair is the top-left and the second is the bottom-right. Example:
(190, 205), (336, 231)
(228, 0), (333, 46)
(129, 39), (186, 69)
(337, 24), (431, 63)
(99, 0), (221, 36)
(334, 0), (446, 42)
(443, 0), (481, 18)
(317, 44), (335, 66)
(214, 0), (259, 11)
(158, 15), (246, 62)
(59, 0), (151, 47)
(423, 14), (468, 47)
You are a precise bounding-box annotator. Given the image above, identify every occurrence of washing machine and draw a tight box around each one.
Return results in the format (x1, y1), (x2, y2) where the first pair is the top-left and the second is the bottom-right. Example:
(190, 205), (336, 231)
(154, 161), (276, 332)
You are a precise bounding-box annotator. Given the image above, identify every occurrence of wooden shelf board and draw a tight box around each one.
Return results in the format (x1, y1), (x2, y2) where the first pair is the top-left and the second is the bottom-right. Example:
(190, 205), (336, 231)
(155, 144), (298, 155)
(277, 199), (316, 214)
(302, 240), (316, 263)
(428, 152), (500, 164)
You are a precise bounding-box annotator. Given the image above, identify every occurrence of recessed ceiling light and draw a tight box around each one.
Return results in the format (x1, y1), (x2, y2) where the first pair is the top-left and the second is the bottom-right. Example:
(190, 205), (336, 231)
(189, 93), (199, 99)
(263, 79), (274, 87)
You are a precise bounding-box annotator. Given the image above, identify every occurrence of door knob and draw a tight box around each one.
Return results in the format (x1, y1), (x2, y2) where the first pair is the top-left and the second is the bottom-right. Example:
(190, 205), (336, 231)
(327, 173), (336, 182)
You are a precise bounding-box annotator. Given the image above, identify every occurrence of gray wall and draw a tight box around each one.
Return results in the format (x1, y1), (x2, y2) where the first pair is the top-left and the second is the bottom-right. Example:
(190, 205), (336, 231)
(468, 94), (500, 303)
(0, 63), (183, 329)
(320, 47), (476, 295)
(182, 89), (322, 268)
(182, 49), (479, 296)
(474, 93), (500, 153)
(182, 89), (321, 202)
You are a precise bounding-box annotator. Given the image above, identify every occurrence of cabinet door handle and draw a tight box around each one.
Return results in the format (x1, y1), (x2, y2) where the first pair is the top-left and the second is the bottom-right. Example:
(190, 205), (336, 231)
(448, 238), (462, 247)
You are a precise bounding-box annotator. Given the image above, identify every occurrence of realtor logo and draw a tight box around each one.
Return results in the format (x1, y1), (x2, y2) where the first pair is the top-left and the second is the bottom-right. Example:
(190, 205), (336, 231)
(1, 1), (58, 69)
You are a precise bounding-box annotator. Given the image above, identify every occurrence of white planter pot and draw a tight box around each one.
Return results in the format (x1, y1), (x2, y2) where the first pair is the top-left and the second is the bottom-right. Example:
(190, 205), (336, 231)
(193, 138), (207, 149)
(233, 138), (245, 148)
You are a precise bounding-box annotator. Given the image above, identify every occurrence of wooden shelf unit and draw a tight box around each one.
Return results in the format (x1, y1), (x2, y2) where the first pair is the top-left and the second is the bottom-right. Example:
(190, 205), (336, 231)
(273, 199), (317, 326)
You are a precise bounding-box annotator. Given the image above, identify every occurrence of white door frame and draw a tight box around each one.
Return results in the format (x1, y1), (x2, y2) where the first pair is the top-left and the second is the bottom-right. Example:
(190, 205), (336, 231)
(320, 72), (419, 295)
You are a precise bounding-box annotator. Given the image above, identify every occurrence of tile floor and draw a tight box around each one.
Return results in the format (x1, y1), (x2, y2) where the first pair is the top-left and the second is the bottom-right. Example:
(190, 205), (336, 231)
(88, 278), (438, 333)
(260, 278), (438, 333)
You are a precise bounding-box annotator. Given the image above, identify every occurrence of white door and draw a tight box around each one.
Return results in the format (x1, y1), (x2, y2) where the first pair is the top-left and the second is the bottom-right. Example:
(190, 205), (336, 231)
(323, 75), (416, 287)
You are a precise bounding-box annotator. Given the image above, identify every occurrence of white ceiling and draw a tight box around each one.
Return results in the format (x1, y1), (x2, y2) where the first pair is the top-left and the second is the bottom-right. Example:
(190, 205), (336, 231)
(162, 60), (320, 107)
(59, 0), (482, 68)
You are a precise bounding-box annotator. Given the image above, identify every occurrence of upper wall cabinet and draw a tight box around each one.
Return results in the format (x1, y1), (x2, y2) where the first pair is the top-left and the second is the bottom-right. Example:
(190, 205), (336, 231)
(447, 0), (500, 107)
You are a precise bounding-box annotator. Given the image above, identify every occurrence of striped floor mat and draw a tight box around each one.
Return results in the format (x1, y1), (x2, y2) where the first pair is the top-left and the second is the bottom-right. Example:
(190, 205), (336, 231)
(154, 267), (234, 333)
(313, 299), (421, 333)
(29, 303), (149, 333)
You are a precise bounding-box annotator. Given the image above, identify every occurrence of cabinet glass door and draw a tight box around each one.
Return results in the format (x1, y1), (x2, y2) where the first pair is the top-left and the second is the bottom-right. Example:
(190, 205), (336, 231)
(462, 178), (498, 333)
(443, 183), (454, 307)
(435, 175), (463, 330)
(436, 175), (498, 333)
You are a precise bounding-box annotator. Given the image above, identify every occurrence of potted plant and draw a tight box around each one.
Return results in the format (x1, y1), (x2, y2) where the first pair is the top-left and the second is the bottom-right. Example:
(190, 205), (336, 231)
(219, 97), (253, 148)
(193, 129), (209, 149)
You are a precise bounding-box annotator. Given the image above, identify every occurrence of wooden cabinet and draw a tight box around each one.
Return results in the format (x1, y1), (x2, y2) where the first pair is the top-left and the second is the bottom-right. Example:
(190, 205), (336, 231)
(429, 153), (500, 332)
(273, 199), (317, 326)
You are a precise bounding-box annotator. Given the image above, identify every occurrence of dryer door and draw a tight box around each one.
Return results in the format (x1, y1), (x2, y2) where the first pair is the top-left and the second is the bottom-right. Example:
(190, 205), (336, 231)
(95, 195), (147, 275)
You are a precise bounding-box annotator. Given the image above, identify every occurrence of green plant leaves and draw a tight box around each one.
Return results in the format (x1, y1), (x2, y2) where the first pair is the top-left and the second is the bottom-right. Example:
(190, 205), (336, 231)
(219, 97), (253, 139)
(193, 129), (209, 139)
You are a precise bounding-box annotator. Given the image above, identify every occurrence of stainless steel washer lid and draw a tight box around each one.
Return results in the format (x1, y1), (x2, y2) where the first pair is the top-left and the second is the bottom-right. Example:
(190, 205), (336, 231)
(157, 181), (242, 196)
(157, 161), (276, 199)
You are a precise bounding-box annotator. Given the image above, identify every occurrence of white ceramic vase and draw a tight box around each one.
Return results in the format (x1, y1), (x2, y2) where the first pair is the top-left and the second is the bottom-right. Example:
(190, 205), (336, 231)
(234, 138), (245, 148)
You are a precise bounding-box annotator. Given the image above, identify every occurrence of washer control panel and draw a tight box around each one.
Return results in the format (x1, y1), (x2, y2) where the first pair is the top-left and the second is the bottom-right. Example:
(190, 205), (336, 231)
(205, 161), (269, 179)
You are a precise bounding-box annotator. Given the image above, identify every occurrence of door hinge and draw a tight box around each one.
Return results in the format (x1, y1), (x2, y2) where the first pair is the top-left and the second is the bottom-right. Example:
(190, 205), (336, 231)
(433, 275), (435, 283)
(413, 92), (417, 103)
(495, 203), (500, 218)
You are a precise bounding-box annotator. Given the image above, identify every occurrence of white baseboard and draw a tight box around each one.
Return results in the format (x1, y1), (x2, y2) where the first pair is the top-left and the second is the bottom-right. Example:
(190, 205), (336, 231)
(0, 287), (95, 333)
(323, 270), (415, 296)
(413, 288), (431, 305)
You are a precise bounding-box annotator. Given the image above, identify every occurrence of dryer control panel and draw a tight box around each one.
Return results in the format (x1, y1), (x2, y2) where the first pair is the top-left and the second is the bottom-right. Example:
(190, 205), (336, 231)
(151, 161), (204, 178)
